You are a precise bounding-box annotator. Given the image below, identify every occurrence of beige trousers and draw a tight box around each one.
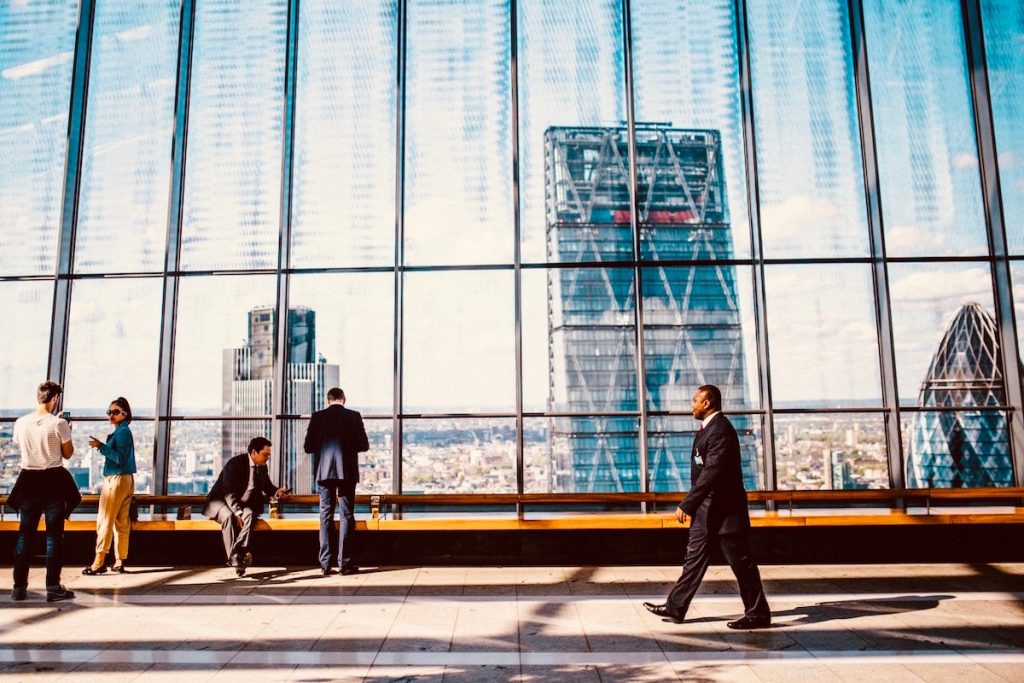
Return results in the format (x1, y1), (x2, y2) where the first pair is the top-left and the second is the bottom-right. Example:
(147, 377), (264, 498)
(96, 474), (134, 559)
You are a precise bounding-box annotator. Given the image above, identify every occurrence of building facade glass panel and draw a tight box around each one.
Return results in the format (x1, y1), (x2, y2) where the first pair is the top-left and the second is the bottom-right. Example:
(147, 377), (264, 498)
(746, 0), (870, 258)
(282, 418), (392, 496)
(647, 414), (763, 492)
(74, 0), (180, 274)
(63, 277), (163, 417)
(402, 417), (515, 494)
(517, 0), (627, 264)
(764, 264), (882, 407)
(403, 271), (515, 413)
(0, 0), (79, 275)
(980, 0), (1024, 253)
(631, 0), (750, 258)
(774, 413), (889, 490)
(168, 419), (270, 494)
(288, 273), (394, 416)
(863, 0), (988, 257)
(179, 0), (287, 271)
(403, 0), (514, 266)
(0, 281), (53, 413)
(290, 0), (397, 268)
(171, 275), (277, 417)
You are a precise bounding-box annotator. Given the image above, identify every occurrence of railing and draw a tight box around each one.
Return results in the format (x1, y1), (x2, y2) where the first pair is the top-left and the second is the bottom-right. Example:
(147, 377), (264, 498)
(2, 487), (1022, 522)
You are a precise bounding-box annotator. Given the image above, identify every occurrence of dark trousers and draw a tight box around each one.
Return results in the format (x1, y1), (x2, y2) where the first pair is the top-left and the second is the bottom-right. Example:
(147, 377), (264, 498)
(13, 496), (65, 589)
(206, 500), (256, 563)
(318, 479), (356, 570)
(666, 523), (770, 620)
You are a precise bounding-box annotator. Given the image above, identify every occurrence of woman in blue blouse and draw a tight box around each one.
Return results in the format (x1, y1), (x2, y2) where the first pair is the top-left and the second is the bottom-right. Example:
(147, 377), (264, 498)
(83, 397), (137, 574)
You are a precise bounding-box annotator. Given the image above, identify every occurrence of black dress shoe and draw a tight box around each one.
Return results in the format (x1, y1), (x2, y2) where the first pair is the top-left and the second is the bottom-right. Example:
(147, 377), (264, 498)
(339, 564), (360, 576)
(321, 567), (335, 577)
(643, 602), (684, 623)
(726, 614), (771, 629)
(82, 566), (107, 576)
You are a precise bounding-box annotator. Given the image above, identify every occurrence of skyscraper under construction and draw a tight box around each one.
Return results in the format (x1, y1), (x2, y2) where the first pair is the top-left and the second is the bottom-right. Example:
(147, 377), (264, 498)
(545, 125), (758, 493)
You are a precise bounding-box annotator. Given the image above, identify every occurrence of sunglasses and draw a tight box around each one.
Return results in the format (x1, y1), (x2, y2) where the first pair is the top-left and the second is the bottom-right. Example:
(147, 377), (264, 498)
(106, 409), (124, 416)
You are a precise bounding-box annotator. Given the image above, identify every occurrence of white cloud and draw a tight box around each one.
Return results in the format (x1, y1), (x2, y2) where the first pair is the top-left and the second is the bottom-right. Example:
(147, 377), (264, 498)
(884, 224), (949, 254)
(760, 194), (839, 239)
(953, 152), (977, 170)
(890, 266), (991, 303)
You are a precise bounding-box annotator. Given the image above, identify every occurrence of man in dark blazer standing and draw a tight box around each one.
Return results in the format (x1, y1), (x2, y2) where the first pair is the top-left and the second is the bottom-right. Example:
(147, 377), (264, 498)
(303, 387), (369, 576)
(203, 437), (289, 576)
(644, 384), (771, 629)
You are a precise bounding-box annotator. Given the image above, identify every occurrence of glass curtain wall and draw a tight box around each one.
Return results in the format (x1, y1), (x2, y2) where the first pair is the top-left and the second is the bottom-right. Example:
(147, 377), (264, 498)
(2, 0), (1021, 498)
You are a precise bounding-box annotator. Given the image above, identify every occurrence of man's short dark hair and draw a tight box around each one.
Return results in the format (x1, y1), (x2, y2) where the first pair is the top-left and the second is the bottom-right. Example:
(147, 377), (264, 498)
(697, 384), (722, 411)
(37, 381), (63, 404)
(248, 436), (272, 454)
(327, 387), (345, 402)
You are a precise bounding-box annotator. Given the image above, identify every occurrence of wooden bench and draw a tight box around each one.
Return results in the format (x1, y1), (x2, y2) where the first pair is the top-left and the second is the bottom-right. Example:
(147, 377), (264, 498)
(1, 488), (1022, 532)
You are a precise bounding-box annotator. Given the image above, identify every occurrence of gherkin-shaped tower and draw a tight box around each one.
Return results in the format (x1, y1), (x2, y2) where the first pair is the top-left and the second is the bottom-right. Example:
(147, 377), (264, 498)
(906, 303), (1014, 488)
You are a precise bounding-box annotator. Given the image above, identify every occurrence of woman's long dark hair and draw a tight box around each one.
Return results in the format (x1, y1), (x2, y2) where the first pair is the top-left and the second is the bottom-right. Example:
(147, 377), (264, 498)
(111, 396), (132, 424)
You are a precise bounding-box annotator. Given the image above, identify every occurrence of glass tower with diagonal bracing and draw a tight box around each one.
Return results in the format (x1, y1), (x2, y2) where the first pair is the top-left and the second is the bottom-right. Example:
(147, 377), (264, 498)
(906, 303), (1014, 488)
(545, 125), (758, 493)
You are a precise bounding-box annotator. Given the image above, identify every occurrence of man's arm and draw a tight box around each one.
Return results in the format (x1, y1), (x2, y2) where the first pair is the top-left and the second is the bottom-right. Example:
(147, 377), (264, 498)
(679, 431), (728, 516)
(303, 413), (319, 454)
(57, 419), (74, 459)
(220, 459), (246, 514)
(354, 413), (369, 453)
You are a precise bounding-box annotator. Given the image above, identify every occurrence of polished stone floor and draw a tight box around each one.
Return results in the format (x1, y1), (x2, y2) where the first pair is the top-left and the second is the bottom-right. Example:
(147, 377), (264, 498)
(0, 562), (1021, 681)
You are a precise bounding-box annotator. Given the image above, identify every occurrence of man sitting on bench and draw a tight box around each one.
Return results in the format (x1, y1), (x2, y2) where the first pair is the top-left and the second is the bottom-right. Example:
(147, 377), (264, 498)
(203, 437), (289, 576)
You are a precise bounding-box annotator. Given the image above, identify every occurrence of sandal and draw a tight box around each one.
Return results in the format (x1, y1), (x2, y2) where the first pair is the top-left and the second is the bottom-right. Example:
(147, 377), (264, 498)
(82, 566), (107, 575)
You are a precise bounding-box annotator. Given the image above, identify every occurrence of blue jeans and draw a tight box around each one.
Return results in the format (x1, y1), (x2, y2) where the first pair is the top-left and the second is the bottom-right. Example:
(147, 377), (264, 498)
(13, 496), (65, 589)
(317, 479), (356, 570)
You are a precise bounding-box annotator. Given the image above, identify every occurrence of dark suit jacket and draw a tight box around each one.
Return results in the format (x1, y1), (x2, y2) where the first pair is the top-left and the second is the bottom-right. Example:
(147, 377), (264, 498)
(303, 404), (369, 484)
(203, 453), (279, 517)
(679, 413), (751, 535)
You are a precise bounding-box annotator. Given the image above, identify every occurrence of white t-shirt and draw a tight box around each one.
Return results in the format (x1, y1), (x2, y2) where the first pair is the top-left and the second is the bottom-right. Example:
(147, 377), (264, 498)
(13, 412), (72, 470)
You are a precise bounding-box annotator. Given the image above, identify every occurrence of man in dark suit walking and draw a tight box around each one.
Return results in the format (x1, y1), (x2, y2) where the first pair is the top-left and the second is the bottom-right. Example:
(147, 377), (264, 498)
(203, 437), (290, 576)
(644, 384), (771, 629)
(303, 387), (369, 576)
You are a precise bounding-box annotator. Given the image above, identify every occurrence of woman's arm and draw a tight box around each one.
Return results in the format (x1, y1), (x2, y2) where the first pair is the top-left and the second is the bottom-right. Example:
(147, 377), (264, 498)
(97, 426), (133, 469)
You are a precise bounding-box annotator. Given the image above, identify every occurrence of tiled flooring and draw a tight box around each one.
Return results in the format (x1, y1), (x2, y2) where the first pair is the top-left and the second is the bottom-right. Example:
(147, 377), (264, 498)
(0, 563), (1021, 681)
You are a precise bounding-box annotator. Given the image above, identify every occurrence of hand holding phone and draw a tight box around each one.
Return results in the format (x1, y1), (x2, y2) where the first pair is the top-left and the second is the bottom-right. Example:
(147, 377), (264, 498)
(88, 435), (104, 449)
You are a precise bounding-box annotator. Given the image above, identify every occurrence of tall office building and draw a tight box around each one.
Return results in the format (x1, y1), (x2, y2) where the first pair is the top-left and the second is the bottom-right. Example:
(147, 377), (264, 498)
(223, 305), (339, 493)
(545, 125), (758, 493)
(906, 303), (1014, 488)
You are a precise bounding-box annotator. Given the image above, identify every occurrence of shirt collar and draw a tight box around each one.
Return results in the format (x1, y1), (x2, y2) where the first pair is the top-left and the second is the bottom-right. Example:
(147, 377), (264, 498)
(701, 411), (721, 429)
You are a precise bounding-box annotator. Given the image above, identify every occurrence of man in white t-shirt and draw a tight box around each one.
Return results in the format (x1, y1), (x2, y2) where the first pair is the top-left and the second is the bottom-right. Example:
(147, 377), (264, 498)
(10, 381), (76, 602)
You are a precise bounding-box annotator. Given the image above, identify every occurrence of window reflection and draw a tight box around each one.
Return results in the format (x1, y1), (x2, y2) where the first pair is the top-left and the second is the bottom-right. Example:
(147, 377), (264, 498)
(980, 0), (1024, 253)
(517, 0), (626, 263)
(402, 271), (514, 413)
(0, 0), (79, 275)
(631, 0), (750, 257)
(0, 282), (52, 412)
(75, 0), (179, 273)
(764, 265), (881, 406)
(404, 0), (513, 266)
(63, 277), (162, 416)
(864, 0), (987, 257)
(747, 0), (869, 257)
(172, 275), (277, 415)
(288, 274), (394, 415)
(291, 0), (397, 268)
(180, 0), (287, 270)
